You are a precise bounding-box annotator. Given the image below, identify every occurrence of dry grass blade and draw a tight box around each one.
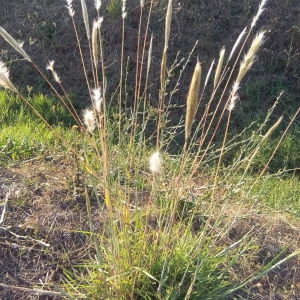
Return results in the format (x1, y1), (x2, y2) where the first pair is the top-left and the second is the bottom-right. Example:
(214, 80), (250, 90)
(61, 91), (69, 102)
(0, 283), (62, 297)
(185, 60), (202, 141)
(147, 34), (153, 78)
(204, 59), (215, 88)
(0, 191), (10, 225)
(0, 26), (31, 62)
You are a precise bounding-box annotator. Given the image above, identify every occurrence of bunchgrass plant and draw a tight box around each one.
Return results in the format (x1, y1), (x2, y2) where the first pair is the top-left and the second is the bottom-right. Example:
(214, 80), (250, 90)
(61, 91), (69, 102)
(0, 0), (299, 298)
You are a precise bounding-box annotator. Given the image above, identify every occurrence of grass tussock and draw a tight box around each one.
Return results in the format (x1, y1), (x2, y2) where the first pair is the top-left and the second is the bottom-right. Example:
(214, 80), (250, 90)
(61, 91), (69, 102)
(0, 0), (299, 299)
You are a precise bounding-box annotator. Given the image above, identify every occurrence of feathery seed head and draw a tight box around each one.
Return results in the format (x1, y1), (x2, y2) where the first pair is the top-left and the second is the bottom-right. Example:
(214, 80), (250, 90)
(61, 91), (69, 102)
(149, 151), (161, 174)
(214, 47), (225, 88)
(185, 60), (202, 141)
(227, 94), (239, 112)
(237, 31), (265, 83)
(91, 87), (103, 113)
(122, 0), (127, 19)
(66, 0), (75, 17)
(46, 60), (55, 72)
(81, 0), (90, 40)
(0, 61), (17, 92)
(92, 18), (103, 68)
(95, 0), (101, 11)
(18, 40), (24, 48)
(251, 0), (268, 29)
(95, 17), (104, 27)
(227, 81), (240, 112)
(52, 71), (61, 84)
(92, 17), (103, 32)
(83, 108), (96, 133)
(46, 60), (61, 83)
(140, 0), (145, 7)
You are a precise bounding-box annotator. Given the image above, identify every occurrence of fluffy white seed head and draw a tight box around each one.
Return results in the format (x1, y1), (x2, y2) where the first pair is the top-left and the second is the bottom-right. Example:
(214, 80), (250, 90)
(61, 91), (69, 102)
(66, 0), (75, 17)
(122, 0), (127, 19)
(0, 61), (17, 92)
(53, 71), (61, 84)
(227, 81), (240, 112)
(18, 40), (24, 48)
(149, 151), (161, 174)
(46, 60), (55, 72)
(83, 108), (96, 133)
(92, 17), (103, 32)
(46, 60), (61, 83)
(214, 47), (225, 88)
(95, 0), (101, 11)
(251, 0), (268, 29)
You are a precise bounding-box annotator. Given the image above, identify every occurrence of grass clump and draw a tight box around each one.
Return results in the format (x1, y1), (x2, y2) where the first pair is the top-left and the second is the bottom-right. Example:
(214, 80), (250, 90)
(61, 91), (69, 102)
(0, 0), (299, 299)
(0, 90), (78, 162)
(250, 175), (300, 217)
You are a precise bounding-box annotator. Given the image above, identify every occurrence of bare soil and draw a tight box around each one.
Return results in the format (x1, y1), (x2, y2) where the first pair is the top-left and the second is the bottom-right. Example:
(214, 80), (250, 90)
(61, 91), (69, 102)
(0, 156), (102, 299)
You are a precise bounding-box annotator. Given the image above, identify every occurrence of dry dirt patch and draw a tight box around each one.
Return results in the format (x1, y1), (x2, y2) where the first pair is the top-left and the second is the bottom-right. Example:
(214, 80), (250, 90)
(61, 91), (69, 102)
(0, 156), (104, 299)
